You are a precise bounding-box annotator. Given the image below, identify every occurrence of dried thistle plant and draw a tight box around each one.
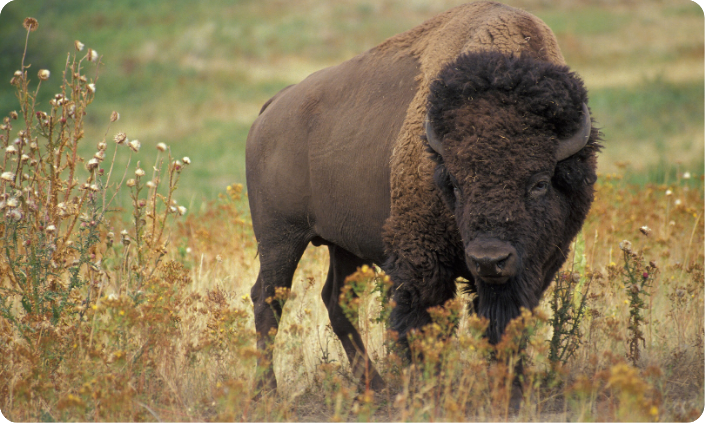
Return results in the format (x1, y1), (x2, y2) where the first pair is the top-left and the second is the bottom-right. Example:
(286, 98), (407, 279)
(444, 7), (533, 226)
(0, 18), (198, 421)
(548, 270), (591, 368)
(619, 241), (657, 367)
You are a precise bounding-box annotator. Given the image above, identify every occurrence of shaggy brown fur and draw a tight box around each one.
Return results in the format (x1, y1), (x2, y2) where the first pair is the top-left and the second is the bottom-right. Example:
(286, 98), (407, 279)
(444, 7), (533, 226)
(378, 0), (572, 345)
(245, 1), (599, 395)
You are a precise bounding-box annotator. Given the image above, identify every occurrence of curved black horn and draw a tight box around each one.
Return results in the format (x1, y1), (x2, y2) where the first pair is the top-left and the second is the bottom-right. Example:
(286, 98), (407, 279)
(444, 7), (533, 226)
(556, 103), (591, 161)
(425, 117), (444, 156)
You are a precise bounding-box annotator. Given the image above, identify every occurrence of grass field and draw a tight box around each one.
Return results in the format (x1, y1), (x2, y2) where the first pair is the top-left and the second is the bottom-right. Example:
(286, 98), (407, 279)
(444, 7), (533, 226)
(0, 0), (703, 421)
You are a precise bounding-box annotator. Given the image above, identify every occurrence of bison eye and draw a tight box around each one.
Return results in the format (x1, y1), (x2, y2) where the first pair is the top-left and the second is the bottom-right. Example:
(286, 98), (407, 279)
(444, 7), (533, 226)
(529, 179), (550, 197)
(449, 175), (461, 199)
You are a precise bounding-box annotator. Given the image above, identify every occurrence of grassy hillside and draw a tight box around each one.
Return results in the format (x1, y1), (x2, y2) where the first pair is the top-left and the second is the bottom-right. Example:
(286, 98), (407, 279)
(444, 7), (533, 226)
(0, 0), (702, 208)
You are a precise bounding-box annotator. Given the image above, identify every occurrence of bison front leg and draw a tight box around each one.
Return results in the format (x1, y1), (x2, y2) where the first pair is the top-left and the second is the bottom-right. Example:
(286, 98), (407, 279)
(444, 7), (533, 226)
(385, 255), (458, 362)
(389, 286), (429, 358)
(322, 245), (385, 391)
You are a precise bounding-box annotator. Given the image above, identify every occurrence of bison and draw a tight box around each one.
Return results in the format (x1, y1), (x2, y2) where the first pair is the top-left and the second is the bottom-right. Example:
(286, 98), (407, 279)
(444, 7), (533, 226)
(246, 1), (600, 393)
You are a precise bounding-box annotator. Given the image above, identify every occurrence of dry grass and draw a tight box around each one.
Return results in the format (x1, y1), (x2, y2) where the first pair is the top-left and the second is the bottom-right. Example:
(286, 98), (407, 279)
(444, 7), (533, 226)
(188, 176), (702, 421)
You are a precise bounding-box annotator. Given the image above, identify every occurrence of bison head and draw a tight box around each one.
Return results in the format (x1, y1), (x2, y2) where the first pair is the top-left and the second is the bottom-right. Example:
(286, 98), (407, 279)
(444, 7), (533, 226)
(425, 51), (600, 344)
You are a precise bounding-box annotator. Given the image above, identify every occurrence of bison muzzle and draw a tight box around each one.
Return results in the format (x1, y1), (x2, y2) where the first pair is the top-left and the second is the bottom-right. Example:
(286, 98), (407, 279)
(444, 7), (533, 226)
(245, 1), (600, 395)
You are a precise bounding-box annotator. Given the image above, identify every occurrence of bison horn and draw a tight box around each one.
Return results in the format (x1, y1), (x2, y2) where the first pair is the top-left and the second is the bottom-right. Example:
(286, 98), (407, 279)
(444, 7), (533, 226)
(425, 117), (444, 156)
(556, 103), (591, 162)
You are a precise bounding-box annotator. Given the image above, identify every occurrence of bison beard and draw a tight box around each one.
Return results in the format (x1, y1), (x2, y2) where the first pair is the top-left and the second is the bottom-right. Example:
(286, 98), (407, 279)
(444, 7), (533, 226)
(475, 273), (537, 345)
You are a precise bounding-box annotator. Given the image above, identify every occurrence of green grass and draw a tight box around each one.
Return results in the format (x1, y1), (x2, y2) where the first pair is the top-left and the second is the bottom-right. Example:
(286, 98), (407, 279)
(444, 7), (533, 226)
(665, 2), (705, 17)
(589, 78), (704, 173)
(174, 120), (251, 204)
(620, 160), (705, 186)
(538, 6), (631, 37)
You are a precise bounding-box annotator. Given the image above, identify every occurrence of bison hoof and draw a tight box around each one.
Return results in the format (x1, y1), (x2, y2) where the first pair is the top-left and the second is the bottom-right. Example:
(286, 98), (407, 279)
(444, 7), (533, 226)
(253, 375), (278, 400)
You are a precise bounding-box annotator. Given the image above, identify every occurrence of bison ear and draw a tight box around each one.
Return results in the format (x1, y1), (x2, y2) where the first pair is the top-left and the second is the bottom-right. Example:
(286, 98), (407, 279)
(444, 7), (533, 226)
(425, 116), (445, 157)
(556, 103), (591, 162)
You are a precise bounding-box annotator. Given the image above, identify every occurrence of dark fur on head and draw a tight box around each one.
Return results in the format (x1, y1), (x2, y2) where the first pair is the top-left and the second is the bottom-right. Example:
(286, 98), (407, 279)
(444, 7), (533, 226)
(428, 51), (591, 140)
(421, 51), (600, 344)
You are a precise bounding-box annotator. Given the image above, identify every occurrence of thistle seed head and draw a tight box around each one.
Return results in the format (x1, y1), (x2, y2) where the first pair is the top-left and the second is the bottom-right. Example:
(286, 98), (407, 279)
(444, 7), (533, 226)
(10, 72), (21, 86)
(87, 48), (99, 63)
(120, 228), (130, 241)
(128, 139), (141, 152)
(619, 240), (632, 253)
(6, 208), (22, 221)
(23, 17), (38, 32)
(114, 132), (127, 144)
(86, 158), (100, 171)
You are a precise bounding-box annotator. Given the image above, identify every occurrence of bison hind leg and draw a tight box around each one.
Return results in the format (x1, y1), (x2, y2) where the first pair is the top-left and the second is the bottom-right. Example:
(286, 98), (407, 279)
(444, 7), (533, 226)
(251, 235), (310, 395)
(321, 245), (386, 391)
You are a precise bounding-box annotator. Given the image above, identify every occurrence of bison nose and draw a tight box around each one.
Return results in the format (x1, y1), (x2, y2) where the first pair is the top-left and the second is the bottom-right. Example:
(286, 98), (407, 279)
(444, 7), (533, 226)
(466, 239), (518, 284)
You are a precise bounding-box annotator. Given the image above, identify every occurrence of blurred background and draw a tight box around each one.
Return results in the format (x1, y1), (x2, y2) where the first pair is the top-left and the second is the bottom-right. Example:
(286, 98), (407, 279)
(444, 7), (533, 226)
(0, 0), (702, 211)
